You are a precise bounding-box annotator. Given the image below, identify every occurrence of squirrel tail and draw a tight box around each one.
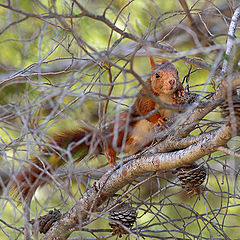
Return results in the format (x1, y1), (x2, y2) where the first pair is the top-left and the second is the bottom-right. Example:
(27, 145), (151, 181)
(11, 157), (52, 203)
(10, 127), (103, 203)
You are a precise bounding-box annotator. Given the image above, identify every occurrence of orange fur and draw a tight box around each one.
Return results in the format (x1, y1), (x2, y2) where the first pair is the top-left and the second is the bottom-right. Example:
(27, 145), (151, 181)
(11, 157), (52, 202)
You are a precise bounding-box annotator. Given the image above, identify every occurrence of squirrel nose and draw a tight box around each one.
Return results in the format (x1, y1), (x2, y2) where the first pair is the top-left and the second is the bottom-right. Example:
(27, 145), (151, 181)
(169, 79), (175, 86)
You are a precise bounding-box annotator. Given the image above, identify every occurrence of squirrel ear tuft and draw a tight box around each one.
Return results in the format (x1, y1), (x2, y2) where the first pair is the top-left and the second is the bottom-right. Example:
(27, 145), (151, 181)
(161, 58), (168, 64)
(149, 56), (155, 72)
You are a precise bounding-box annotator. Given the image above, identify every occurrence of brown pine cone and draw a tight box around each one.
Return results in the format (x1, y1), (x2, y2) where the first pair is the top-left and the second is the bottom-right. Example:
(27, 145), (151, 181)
(30, 209), (62, 234)
(221, 94), (240, 134)
(174, 92), (199, 105)
(109, 203), (137, 237)
(175, 163), (207, 199)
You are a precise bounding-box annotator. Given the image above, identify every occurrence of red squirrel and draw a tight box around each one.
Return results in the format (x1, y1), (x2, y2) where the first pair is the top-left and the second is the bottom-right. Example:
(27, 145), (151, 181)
(11, 57), (184, 202)
(105, 56), (184, 163)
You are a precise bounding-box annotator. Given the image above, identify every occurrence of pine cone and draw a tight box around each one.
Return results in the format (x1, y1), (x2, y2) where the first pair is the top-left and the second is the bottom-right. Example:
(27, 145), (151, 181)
(175, 163), (207, 199)
(174, 92), (199, 105)
(30, 209), (62, 234)
(109, 203), (137, 237)
(221, 95), (240, 134)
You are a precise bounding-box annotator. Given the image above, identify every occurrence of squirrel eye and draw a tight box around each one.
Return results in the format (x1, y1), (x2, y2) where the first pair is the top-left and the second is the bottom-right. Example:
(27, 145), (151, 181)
(155, 73), (160, 78)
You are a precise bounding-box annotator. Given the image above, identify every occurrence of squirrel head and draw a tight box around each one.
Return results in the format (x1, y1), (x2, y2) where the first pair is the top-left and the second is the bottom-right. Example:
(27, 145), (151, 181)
(149, 56), (179, 95)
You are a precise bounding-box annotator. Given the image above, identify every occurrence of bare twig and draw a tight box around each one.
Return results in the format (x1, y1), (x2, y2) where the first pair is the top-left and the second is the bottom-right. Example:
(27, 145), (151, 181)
(221, 6), (240, 75)
(217, 146), (240, 158)
(178, 0), (212, 46)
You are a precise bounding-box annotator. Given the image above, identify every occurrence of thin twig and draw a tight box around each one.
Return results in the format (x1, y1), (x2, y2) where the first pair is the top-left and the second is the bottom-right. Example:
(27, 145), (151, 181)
(217, 146), (240, 159)
(220, 6), (240, 76)
(178, 0), (211, 46)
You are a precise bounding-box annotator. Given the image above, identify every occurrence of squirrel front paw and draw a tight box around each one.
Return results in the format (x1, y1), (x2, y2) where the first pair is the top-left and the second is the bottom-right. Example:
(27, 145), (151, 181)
(155, 116), (170, 130)
(173, 90), (185, 105)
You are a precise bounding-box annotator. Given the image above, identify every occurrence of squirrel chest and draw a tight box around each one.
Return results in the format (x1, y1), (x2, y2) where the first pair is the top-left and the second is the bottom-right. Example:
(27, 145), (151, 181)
(124, 119), (154, 154)
(157, 93), (178, 118)
(124, 93), (179, 154)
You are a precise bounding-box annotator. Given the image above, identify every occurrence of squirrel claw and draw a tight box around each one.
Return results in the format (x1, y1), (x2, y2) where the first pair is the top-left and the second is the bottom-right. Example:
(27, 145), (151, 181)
(180, 90), (185, 97)
(175, 90), (185, 98)
(173, 90), (185, 105)
(155, 117), (170, 130)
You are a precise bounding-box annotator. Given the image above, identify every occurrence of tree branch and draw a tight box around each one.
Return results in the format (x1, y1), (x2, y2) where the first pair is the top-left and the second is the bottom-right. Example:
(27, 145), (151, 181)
(41, 124), (232, 240)
(221, 6), (240, 75)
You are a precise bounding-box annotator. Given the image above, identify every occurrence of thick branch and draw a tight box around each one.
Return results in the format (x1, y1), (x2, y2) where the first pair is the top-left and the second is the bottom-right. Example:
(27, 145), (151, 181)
(41, 125), (232, 240)
(221, 6), (240, 75)
(171, 72), (237, 139)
